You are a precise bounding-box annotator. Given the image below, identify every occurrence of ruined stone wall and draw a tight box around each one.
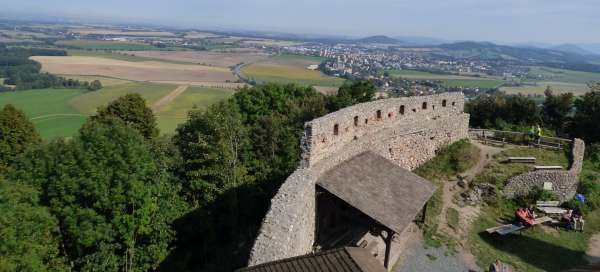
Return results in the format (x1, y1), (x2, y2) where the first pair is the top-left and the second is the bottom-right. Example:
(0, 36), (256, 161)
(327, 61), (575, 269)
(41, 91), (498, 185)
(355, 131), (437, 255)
(503, 138), (585, 202)
(248, 93), (469, 266)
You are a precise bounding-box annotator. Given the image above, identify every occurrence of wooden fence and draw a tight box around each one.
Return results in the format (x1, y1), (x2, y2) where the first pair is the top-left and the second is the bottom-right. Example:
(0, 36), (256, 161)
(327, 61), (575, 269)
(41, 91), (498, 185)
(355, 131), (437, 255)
(468, 129), (572, 150)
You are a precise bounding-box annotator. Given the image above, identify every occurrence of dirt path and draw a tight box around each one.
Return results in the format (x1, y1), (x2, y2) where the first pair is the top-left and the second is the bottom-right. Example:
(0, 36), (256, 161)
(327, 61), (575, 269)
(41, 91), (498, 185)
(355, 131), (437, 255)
(586, 234), (600, 264)
(152, 85), (188, 111)
(436, 141), (506, 271)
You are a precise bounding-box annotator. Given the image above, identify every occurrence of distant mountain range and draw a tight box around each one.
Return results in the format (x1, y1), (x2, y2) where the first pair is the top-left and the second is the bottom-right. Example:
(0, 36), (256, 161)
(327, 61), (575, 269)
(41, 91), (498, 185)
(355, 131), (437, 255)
(355, 35), (401, 44)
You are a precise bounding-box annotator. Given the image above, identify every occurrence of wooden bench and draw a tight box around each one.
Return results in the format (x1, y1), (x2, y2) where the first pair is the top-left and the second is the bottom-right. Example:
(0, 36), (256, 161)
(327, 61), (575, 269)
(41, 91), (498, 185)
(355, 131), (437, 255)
(508, 157), (536, 163)
(486, 216), (552, 235)
(536, 200), (567, 216)
(534, 166), (564, 171)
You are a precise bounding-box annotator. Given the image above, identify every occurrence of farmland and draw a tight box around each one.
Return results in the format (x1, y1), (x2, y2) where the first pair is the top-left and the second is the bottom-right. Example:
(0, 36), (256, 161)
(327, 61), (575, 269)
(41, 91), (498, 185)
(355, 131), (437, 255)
(32, 56), (237, 83)
(527, 66), (600, 84)
(242, 54), (344, 87)
(69, 27), (176, 37)
(0, 83), (233, 139)
(501, 81), (590, 95)
(56, 40), (158, 51)
(387, 69), (505, 88)
(128, 50), (270, 67)
(0, 88), (86, 139)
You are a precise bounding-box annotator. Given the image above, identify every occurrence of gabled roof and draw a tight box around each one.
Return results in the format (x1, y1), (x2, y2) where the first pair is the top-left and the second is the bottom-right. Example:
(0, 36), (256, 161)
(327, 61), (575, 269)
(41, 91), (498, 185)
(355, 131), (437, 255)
(238, 247), (386, 272)
(317, 151), (437, 234)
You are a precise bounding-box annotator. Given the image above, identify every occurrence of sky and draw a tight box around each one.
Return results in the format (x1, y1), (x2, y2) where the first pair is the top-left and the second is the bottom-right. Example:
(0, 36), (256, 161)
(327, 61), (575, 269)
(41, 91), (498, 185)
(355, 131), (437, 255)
(1, 0), (599, 44)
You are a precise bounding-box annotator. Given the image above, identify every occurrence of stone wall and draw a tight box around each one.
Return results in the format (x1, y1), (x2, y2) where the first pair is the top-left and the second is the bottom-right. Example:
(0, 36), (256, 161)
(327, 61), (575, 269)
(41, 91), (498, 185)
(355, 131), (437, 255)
(248, 93), (469, 266)
(503, 138), (585, 202)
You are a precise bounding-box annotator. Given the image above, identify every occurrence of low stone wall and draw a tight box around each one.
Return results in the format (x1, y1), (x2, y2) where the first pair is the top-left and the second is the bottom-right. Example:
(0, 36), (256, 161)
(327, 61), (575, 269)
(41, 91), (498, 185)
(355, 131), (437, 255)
(248, 93), (469, 265)
(503, 138), (585, 202)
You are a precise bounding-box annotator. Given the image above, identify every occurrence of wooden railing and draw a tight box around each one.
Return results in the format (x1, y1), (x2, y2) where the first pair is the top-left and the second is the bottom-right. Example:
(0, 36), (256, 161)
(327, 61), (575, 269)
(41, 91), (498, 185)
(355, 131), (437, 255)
(468, 129), (572, 150)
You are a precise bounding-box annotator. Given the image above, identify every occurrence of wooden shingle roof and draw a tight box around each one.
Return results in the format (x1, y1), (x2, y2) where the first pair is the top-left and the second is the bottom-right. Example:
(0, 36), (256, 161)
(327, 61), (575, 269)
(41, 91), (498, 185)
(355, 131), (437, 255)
(238, 247), (386, 272)
(317, 151), (437, 234)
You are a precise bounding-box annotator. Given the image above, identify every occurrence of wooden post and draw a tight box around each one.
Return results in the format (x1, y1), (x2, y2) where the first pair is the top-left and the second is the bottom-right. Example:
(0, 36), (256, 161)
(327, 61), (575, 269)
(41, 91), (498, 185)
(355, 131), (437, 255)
(383, 229), (394, 269)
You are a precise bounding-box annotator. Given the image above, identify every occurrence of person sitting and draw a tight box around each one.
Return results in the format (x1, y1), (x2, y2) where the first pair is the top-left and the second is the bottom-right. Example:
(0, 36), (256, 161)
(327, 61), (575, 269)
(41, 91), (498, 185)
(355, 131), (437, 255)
(561, 210), (574, 229)
(572, 207), (585, 231)
(516, 207), (535, 227)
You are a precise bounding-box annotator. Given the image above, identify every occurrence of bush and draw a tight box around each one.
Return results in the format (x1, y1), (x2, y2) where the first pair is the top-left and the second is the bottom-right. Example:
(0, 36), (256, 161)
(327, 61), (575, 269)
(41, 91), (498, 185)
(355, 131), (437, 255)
(578, 175), (600, 210)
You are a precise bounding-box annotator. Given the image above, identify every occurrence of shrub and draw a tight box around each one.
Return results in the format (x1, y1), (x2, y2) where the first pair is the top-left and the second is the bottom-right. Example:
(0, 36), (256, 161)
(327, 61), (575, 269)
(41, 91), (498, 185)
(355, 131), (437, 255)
(578, 175), (600, 210)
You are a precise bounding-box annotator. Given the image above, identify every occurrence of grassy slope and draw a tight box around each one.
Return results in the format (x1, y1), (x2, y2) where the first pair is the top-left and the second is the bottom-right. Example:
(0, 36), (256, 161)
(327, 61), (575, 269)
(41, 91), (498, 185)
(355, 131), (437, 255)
(69, 82), (175, 115)
(0, 88), (86, 139)
(155, 87), (234, 134)
(469, 147), (599, 272)
(414, 140), (481, 248)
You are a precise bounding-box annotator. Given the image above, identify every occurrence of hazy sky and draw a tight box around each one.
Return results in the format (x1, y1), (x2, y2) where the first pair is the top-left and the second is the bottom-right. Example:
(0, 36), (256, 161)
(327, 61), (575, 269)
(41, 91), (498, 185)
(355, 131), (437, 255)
(1, 0), (599, 44)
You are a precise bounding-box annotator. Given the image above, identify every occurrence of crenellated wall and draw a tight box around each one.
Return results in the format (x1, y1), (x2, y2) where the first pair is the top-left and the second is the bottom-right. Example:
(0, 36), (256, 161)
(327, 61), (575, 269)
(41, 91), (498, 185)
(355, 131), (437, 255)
(503, 138), (585, 202)
(248, 93), (470, 266)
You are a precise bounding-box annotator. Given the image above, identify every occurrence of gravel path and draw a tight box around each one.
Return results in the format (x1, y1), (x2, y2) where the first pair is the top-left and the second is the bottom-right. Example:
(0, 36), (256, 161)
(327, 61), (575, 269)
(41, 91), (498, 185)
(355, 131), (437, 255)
(394, 232), (473, 272)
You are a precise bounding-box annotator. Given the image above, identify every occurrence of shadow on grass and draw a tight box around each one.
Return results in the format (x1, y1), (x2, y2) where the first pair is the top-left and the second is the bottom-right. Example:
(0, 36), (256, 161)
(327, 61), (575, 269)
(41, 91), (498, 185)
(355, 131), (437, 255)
(478, 231), (587, 272)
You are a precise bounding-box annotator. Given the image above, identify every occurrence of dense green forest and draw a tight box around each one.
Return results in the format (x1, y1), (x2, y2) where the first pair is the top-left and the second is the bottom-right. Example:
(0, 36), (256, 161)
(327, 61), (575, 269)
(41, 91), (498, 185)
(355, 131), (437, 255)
(0, 81), (375, 271)
(0, 45), (100, 91)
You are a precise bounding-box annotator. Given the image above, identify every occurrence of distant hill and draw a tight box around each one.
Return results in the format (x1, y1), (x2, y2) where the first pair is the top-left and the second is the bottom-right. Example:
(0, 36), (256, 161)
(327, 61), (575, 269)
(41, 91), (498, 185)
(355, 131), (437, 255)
(436, 41), (591, 63)
(356, 35), (400, 44)
(552, 44), (595, 55)
(393, 36), (449, 46)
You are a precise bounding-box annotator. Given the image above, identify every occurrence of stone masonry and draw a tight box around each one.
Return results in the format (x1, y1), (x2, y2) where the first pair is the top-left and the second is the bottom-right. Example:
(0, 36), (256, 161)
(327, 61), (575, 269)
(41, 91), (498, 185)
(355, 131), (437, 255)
(503, 138), (585, 202)
(248, 93), (470, 266)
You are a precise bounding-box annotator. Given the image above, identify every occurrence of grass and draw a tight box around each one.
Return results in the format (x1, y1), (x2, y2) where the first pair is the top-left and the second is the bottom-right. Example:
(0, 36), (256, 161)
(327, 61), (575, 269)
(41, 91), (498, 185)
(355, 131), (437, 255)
(468, 146), (600, 271)
(271, 54), (326, 63)
(0, 83), (230, 139)
(69, 82), (175, 115)
(58, 75), (131, 86)
(57, 40), (157, 51)
(528, 66), (600, 84)
(0, 88), (86, 139)
(67, 50), (191, 64)
(470, 201), (600, 271)
(473, 147), (569, 189)
(440, 79), (504, 89)
(387, 69), (505, 88)
(446, 207), (460, 230)
(414, 140), (480, 248)
(501, 81), (590, 96)
(243, 64), (344, 87)
(155, 87), (234, 134)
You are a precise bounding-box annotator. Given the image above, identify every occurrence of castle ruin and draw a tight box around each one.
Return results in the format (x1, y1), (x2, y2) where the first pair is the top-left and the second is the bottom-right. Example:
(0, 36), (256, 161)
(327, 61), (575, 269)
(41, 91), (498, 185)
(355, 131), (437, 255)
(248, 92), (470, 267)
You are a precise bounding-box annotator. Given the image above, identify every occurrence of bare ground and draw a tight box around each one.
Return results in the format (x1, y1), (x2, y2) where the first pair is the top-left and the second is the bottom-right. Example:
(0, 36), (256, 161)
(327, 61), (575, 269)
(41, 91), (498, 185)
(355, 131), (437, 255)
(586, 234), (600, 264)
(32, 56), (237, 83)
(436, 142), (506, 271)
(128, 50), (270, 67)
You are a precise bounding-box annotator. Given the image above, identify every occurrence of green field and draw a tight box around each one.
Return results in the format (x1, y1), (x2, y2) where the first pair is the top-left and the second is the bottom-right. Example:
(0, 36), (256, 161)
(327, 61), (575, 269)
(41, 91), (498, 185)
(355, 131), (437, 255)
(440, 79), (504, 88)
(387, 69), (504, 88)
(57, 40), (157, 51)
(528, 66), (600, 84)
(70, 82), (175, 115)
(0, 83), (232, 139)
(501, 81), (590, 96)
(155, 87), (234, 133)
(243, 54), (343, 87)
(0, 88), (86, 139)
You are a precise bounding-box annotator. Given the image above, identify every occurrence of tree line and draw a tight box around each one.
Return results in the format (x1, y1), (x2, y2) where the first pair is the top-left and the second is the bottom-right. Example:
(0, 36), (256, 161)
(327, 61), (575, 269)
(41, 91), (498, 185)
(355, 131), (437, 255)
(0, 45), (102, 91)
(466, 83), (600, 143)
(0, 81), (375, 271)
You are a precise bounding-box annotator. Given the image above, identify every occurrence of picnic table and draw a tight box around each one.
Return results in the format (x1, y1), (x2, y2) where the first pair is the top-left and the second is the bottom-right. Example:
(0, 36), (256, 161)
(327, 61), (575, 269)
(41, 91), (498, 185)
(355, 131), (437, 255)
(537, 206), (567, 215)
(508, 156), (536, 163)
(486, 216), (552, 235)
